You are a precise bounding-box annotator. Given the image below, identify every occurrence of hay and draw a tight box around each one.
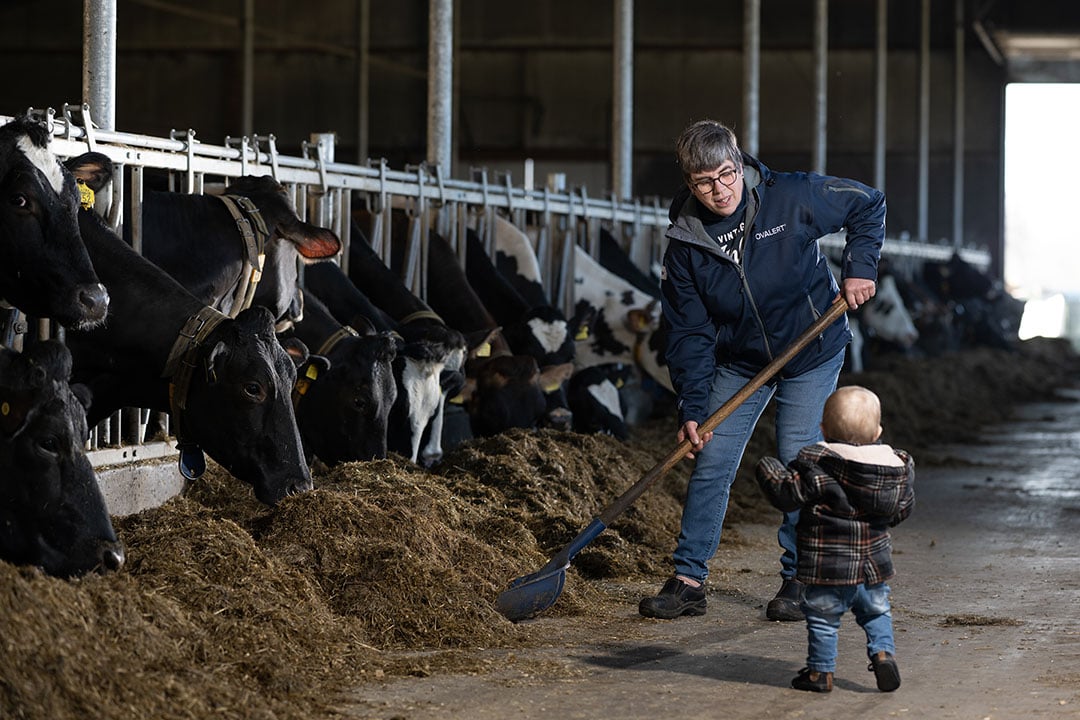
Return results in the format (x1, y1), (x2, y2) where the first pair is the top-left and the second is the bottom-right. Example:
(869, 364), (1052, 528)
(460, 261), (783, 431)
(0, 338), (1077, 719)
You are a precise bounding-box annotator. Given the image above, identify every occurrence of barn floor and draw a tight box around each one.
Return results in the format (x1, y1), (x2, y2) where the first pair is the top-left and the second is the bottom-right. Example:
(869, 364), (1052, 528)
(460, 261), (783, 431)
(342, 388), (1080, 720)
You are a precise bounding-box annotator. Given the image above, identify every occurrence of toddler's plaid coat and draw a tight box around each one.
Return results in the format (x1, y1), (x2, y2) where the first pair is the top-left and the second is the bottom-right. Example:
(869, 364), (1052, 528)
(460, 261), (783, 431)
(756, 442), (914, 585)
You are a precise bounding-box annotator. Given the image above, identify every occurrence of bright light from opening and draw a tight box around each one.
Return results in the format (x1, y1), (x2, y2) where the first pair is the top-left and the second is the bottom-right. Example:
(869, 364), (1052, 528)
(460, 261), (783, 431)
(1005, 84), (1080, 343)
(1019, 294), (1067, 341)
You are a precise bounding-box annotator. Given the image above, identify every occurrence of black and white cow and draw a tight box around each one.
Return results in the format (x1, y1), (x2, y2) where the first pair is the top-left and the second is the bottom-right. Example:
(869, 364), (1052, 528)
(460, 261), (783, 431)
(566, 362), (636, 441)
(285, 290), (398, 465)
(127, 173), (341, 329)
(571, 243), (670, 393)
(0, 116), (108, 330)
(64, 155), (312, 505)
(0, 340), (124, 577)
(464, 228), (577, 430)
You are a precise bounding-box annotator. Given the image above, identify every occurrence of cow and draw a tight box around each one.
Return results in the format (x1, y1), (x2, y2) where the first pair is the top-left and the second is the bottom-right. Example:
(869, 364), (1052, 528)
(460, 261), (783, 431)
(858, 272), (920, 365)
(566, 362), (636, 441)
(64, 154), (312, 505)
(571, 243), (671, 394)
(0, 116), (109, 330)
(305, 252), (464, 466)
(284, 289), (398, 465)
(125, 172), (341, 329)
(464, 228), (577, 431)
(0, 340), (125, 577)
(920, 252), (1024, 351)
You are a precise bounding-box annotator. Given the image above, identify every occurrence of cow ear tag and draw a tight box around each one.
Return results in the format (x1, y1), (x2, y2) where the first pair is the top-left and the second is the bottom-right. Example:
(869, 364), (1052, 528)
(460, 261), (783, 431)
(177, 442), (207, 480)
(475, 341), (491, 358)
(76, 179), (95, 210)
(575, 326), (589, 341)
(542, 381), (563, 393)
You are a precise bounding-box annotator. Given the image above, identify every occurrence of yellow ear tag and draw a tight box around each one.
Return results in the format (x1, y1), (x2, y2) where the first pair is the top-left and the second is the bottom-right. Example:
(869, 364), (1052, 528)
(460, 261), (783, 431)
(475, 342), (491, 358)
(449, 394), (465, 405)
(575, 327), (589, 341)
(1, 401), (9, 416)
(77, 180), (95, 210)
(294, 378), (311, 396)
(305, 364), (319, 380)
(615, 378), (625, 388)
(542, 381), (562, 393)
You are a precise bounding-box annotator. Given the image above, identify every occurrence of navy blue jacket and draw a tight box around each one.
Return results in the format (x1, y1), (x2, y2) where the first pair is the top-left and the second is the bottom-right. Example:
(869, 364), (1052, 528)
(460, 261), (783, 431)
(660, 154), (885, 425)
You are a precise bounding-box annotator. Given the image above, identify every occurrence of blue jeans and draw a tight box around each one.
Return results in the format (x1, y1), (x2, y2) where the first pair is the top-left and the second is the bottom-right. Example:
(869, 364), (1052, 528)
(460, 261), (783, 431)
(671, 349), (844, 582)
(802, 582), (896, 673)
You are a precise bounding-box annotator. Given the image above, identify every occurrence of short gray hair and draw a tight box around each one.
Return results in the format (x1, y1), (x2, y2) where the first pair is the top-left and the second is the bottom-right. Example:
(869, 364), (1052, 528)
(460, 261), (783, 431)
(675, 120), (742, 179)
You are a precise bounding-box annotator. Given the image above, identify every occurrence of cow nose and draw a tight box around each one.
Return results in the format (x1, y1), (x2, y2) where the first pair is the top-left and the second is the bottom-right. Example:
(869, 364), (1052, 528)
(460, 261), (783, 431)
(101, 542), (126, 572)
(288, 477), (314, 496)
(77, 283), (110, 322)
(544, 407), (573, 431)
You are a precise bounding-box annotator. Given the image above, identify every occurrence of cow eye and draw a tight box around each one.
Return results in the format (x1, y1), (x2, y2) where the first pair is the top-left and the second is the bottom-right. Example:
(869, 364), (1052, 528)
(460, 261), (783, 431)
(11, 193), (29, 209)
(37, 436), (60, 456)
(242, 381), (264, 400)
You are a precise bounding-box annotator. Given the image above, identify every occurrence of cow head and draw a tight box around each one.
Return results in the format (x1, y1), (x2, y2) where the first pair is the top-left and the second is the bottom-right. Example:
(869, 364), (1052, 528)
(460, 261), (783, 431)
(0, 117), (108, 329)
(0, 340), (124, 577)
(183, 306), (313, 504)
(861, 274), (919, 349)
(460, 354), (548, 437)
(294, 332), (398, 465)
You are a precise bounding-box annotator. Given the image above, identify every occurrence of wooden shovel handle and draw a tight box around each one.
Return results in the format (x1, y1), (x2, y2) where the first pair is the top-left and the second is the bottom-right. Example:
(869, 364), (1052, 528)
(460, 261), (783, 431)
(598, 297), (849, 526)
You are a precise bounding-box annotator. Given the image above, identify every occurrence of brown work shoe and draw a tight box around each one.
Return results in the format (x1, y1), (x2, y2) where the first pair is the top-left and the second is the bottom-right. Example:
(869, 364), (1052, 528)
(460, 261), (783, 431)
(791, 667), (833, 693)
(868, 651), (901, 692)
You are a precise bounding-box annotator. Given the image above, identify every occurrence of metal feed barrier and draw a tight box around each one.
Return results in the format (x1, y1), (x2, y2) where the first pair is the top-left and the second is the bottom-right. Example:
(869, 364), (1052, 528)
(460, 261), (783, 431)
(3, 104), (991, 472)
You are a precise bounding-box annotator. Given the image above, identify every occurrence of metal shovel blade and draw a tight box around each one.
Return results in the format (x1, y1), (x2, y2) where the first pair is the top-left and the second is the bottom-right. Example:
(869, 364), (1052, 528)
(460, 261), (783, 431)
(494, 563), (567, 622)
(496, 518), (606, 621)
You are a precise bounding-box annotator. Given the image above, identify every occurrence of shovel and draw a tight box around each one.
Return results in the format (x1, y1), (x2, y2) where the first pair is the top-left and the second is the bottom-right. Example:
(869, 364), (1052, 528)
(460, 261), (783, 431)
(495, 297), (849, 622)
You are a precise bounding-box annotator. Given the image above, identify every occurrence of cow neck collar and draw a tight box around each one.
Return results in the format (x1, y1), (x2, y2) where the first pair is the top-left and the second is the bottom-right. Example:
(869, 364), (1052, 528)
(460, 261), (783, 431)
(162, 305), (227, 479)
(217, 194), (270, 317)
(399, 310), (444, 325)
(316, 325), (359, 357)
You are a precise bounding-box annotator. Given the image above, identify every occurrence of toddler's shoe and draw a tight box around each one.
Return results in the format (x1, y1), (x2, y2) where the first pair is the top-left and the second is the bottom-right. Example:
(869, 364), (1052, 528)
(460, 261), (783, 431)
(791, 667), (833, 692)
(868, 651), (901, 692)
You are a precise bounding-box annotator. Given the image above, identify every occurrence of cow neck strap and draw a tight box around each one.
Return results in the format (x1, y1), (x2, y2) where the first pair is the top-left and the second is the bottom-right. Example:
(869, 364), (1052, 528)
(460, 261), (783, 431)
(316, 325), (359, 357)
(217, 194), (269, 317)
(164, 305), (227, 422)
(162, 306), (227, 480)
(399, 309), (444, 325)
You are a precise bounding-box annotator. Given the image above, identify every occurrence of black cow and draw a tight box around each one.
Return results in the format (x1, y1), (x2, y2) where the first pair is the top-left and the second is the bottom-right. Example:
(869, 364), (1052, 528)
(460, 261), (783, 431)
(0, 340), (124, 577)
(284, 290), (398, 465)
(305, 256), (463, 466)
(64, 155), (312, 505)
(126, 173), (341, 329)
(0, 116), (108, 329)
(921, 252), (1024, 351)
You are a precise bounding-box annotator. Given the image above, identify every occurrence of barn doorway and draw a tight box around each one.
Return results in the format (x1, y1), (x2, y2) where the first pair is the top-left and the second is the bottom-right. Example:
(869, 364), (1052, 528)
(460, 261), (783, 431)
(1004, 83), (1080, 348)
